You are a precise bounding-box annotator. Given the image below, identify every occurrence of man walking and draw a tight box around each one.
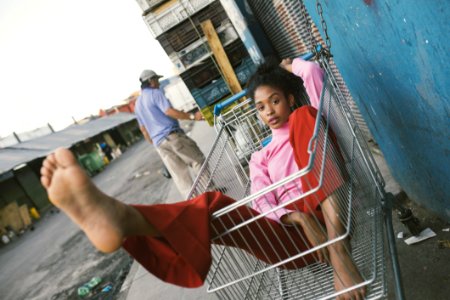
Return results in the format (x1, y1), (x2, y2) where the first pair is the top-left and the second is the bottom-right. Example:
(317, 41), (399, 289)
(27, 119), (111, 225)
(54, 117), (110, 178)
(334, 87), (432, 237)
(135, 69), (205, 197)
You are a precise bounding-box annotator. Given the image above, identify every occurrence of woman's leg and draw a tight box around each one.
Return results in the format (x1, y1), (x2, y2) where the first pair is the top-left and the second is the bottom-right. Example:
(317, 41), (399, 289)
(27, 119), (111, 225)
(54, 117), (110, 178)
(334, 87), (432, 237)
(40, 148), (159, 253)
(322, 194), (365, 300)
(288, 107), (365, 299)
(40, 148), (313, 288)
(124, 191), (315, 288)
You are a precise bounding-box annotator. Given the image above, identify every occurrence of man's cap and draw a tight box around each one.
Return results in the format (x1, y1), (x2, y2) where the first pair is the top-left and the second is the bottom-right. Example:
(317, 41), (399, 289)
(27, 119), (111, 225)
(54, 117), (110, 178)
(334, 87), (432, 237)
(139, 70), (163, 82)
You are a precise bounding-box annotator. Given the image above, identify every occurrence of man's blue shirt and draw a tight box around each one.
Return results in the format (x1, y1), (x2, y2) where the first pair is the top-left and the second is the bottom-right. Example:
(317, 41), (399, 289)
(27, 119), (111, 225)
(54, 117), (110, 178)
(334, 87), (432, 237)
(135, 87), (181, 146)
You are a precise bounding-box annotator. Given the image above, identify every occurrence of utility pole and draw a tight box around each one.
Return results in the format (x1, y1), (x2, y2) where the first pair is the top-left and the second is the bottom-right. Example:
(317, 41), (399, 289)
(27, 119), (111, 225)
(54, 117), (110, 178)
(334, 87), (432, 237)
(201, 19), (242, 94)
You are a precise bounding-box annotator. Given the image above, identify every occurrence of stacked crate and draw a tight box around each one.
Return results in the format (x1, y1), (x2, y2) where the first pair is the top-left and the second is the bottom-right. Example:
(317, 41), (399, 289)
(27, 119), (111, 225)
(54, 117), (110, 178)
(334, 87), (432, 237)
(135, 0), (256, 125)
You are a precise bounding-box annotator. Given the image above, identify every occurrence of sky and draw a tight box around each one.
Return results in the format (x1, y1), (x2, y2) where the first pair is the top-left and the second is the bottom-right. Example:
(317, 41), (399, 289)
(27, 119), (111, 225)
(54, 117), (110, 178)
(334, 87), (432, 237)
(0, 0), (175, 138)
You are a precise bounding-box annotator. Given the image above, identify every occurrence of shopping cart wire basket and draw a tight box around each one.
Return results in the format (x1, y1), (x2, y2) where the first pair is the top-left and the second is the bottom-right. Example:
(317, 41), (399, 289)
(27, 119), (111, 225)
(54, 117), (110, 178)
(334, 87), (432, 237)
(187, 54), (394, 300)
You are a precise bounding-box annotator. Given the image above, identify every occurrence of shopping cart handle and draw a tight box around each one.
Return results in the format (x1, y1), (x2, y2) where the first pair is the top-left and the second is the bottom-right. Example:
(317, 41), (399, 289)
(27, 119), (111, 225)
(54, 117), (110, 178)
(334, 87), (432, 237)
(213, 52), (316, 116)
(261, 136), (272, 147)
(214, 89), (247, 116)
(301, 52), (315, 61)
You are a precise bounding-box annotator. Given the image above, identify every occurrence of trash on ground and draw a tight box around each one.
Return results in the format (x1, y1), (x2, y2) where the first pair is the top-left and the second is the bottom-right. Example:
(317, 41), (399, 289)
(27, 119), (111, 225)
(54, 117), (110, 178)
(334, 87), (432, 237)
(101, 282), (113, 293)
(77, 286), (90, 297)
(397, 232), (404, 239)
(442, 228), (449, 232)
(133, 171), (151, 179)
(29, 207), (40, 219)
(437, 240), (450, 249)
(7, 229), (16, 239)
(404, 228), (436, 245)
(77, 277), (102, 297)
(1, 235), (10, 244)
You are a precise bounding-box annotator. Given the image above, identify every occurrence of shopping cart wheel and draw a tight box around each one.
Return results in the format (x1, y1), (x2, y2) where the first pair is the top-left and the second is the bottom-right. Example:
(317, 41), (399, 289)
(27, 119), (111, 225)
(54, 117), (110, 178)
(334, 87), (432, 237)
(396, 207), (422, 236)
(390, 192), (422, 236)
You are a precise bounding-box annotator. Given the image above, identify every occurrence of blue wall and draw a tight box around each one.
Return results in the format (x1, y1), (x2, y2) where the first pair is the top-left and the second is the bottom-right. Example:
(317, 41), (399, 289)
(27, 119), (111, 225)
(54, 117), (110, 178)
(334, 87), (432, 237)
(304, 0), (449, 220)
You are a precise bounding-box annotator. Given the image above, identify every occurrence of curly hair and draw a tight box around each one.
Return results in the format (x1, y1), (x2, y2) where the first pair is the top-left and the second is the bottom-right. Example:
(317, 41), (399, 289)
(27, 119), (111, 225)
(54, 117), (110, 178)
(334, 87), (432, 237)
(246, 59), (308, 106)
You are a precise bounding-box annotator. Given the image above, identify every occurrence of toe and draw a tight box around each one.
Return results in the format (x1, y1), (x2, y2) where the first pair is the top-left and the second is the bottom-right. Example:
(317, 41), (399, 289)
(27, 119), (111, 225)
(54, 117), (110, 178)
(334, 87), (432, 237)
(41, 174), (50, 189)
(40, 166), (52, 178)
(46, 153), (57, 165)
(43, 158), (56, 172)
(54, 148), (77, 167)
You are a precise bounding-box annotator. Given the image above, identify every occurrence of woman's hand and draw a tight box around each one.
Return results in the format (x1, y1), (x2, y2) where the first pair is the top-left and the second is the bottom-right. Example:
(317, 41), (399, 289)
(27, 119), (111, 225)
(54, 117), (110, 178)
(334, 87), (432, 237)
(279, 58), (293, 73)
(281, 211), (329, 263)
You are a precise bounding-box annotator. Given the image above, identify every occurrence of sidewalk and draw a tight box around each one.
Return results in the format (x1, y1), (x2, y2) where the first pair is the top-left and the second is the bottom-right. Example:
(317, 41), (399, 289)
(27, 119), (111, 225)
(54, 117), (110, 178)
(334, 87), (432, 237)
(120, 121), (450, 300)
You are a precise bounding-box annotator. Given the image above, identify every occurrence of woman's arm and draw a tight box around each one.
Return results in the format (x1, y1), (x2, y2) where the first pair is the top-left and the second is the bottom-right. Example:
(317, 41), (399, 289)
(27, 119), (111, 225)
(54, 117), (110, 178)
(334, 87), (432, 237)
(249, 152), (292, 222)
(280, 58), (325, 109)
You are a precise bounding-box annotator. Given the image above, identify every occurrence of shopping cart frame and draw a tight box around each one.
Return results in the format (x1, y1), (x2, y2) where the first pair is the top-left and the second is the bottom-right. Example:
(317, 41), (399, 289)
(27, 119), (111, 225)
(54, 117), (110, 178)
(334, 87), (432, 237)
(187, 54), (403, 300)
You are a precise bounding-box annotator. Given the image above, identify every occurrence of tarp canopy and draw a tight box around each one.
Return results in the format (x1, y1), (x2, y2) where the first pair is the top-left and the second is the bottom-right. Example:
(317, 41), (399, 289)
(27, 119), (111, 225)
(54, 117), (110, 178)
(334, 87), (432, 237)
(0, 113), (136, 175)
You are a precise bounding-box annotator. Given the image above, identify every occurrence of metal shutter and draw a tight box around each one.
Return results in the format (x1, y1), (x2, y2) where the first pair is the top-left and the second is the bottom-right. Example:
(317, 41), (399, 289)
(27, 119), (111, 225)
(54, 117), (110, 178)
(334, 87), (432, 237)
(247, 0), (374, 142)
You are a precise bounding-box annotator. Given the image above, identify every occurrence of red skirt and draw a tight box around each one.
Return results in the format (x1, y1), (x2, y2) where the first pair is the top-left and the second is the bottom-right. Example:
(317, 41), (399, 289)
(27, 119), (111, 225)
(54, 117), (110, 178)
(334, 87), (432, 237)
(286, 106), (346, 215)
(123, 106), (346, 288)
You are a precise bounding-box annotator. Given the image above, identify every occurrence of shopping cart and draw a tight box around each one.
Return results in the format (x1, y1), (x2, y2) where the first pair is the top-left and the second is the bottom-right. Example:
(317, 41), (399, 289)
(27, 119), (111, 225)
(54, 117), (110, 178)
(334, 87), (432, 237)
(187, 56), (394, 299)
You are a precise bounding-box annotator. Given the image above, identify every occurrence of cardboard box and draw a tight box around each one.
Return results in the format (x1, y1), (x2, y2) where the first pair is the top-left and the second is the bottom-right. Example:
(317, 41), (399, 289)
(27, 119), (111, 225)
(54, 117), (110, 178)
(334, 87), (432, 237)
(19, 205), (32, 227)
(0, 202), (24, 232)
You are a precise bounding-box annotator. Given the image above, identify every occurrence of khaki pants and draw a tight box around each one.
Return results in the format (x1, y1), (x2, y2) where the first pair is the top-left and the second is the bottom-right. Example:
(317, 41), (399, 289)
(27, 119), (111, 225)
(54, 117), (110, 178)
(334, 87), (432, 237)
(156, 131), (205, 197)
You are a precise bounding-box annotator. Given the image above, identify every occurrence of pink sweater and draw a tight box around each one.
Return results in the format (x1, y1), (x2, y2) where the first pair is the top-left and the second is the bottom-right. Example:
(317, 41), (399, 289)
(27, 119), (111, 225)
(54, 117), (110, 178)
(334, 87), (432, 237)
(249, 58), (324, 222)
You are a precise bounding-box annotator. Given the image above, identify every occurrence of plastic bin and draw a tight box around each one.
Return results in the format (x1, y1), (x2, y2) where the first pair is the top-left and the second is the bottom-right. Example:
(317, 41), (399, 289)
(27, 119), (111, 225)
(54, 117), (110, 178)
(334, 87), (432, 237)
(143, 0), (215, 37)
(168, 22), (239, 73)
(201, 100), (238, 126)
(78, 152), (104, 176)
(191, 57), (257, 109)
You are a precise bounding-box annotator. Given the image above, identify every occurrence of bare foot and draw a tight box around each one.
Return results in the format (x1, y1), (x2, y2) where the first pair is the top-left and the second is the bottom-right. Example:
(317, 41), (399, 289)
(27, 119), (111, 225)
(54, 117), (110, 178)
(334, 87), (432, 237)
(40, 148), (156, 253)
(330, 243), (366, 300)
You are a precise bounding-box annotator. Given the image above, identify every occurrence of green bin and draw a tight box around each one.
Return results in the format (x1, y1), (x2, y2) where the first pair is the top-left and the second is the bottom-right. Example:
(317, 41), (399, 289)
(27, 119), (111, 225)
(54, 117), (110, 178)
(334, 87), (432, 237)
(78, 152), (104, 176)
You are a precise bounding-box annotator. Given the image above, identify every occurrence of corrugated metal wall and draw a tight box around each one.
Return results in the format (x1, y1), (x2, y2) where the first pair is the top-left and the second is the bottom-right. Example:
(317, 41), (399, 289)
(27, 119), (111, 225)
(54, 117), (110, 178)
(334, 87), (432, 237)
(246, 0), (374, 142)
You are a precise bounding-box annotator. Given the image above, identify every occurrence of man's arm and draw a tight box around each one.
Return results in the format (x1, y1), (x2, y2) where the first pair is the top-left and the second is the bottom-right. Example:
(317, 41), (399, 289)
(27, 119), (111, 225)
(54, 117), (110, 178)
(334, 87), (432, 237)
(165, 108), (203, 121)
(139, 125), (153, 144)
(153, 89), (203, 121)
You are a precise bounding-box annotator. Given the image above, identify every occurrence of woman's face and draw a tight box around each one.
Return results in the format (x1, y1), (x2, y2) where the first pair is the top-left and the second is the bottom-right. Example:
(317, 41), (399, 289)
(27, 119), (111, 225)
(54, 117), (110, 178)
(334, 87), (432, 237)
(254, 85), (294, 129)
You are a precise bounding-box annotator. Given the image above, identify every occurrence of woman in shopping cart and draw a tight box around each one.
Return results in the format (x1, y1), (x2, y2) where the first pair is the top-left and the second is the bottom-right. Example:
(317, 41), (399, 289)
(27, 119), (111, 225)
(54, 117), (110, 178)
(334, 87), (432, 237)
(247, 57), (365, 299)
(40, 58), (364, 300)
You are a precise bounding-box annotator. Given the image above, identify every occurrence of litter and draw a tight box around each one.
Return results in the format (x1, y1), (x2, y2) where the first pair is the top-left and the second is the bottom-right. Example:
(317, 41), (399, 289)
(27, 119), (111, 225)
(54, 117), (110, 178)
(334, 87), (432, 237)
(404, 228), (436, 245)
(77, 277), (102, 297)
(442, 228), (449, 232)
(77, 286), (90, 297)
(437, 240), (450, 249)
(133, 171), (150, 179)
(1, 235), (10, 244)
(397, 232), (404, 239)
(101, 282), (113, 293)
